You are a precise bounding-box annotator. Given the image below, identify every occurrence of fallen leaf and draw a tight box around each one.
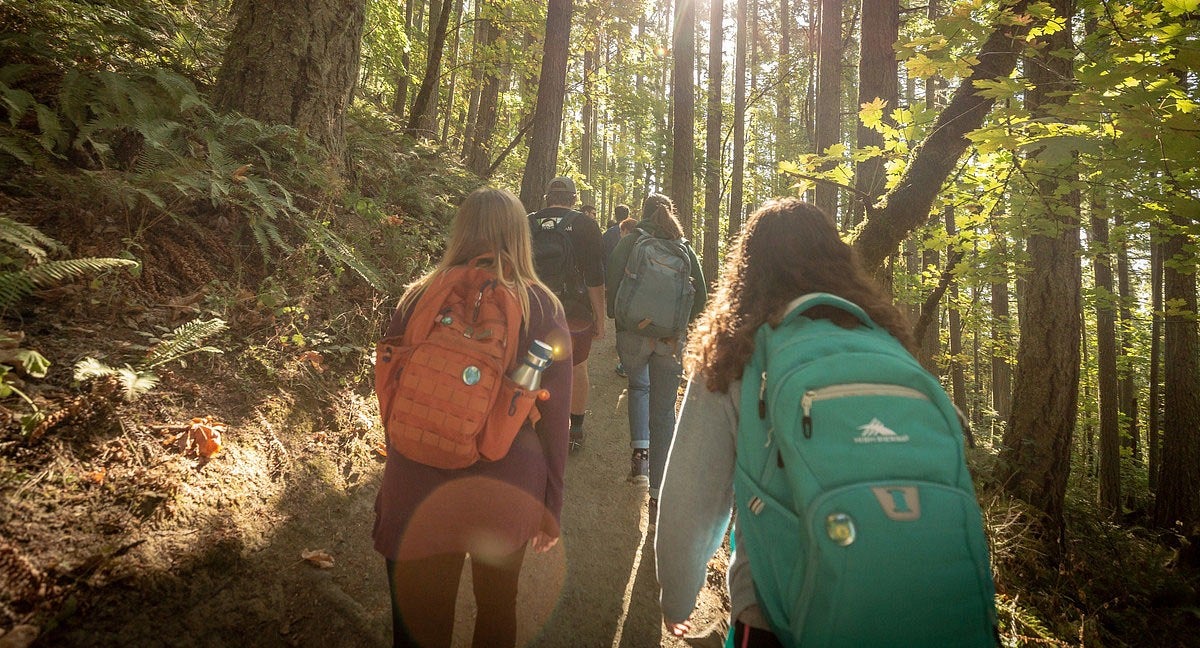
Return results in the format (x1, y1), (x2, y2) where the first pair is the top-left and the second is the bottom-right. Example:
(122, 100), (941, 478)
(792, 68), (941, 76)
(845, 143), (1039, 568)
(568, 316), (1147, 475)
(301, 549), (334, 569)
(82, 468), (107, 485)
(312, 431), (328, 443)
(297, 350), (325, 373)
(230, 163), (252, 183)
(373, 441), (387, 457)
(181, 416), (225, 458)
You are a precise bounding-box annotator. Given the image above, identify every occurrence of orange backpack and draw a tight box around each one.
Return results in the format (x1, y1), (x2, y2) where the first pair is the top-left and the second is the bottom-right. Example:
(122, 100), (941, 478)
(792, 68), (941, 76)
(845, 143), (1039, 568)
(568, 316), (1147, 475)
(375, 259), (546, 469)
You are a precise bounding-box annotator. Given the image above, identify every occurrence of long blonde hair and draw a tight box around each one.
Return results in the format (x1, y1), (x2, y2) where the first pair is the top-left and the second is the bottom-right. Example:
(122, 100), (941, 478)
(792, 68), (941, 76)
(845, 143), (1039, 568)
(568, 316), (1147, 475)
(399, 186), (561, 325)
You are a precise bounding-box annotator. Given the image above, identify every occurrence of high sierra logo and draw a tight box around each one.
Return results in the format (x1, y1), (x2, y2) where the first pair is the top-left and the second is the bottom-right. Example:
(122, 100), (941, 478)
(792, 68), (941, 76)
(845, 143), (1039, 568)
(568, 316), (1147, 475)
(854, 418), (910, 444)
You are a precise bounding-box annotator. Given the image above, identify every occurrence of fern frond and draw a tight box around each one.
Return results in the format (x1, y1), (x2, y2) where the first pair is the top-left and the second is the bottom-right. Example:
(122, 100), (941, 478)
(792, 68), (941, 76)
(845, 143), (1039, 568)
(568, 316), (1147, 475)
(142, 317), (226, 369)
(0, 216), (66, 263)
(313, 226), (392, 294)
(74, 357), (118, 381)
(0, 134), (38, 166)
(116, 366), (158, 401)
(0, 271), (34, 308)
(24, 258), (139, 289)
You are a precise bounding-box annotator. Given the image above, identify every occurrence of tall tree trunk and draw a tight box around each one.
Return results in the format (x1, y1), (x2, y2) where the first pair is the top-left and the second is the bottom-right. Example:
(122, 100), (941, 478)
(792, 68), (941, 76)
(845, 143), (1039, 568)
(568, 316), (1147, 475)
(519, 0), (574, 211)
(406, 0), (454, 136)
(703, 0), (723, 284)
(851, 0), (899, 227)
(852, 0), (1032, 271)
(672, 0), (696, 237)
(1092, 203), (1122, 518)
(1148, 238), (1162, 490)
(1115, 211), (1139, 464)
(582, 46), (596, 206)
(1153, 213), (1200, 529)
(990, 237), (1013, 432)
(440, 0), (467, 144)
(1000, 0), (1079, 541)
(944, 207), (967, 415)
(814, 0), (842, 221)
(729, 0), (748, 237)
(394, 0), (415, 118)
(214, 0), (365, 167)
(917, 246), (940, 370)
(460, 0), (484, 159)
(465, 1), (501, 176)
(776, 0), (792, 195)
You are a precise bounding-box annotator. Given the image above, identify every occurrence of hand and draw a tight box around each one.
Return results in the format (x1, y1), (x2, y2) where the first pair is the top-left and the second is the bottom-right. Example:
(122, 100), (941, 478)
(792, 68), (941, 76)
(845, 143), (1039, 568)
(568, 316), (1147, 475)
(532, 532), (559, 553)
(664, 618), (693, 638)
(592, 318), (606, 340)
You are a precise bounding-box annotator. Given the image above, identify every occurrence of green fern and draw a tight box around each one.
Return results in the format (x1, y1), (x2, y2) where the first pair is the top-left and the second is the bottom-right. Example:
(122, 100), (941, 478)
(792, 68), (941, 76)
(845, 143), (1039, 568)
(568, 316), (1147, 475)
(306, 220), (392, 294)
(0, 216), (66, 262)
(142, 317), (227, 369)
(24, 257), (139, 288)
(74, 316), (225, 402)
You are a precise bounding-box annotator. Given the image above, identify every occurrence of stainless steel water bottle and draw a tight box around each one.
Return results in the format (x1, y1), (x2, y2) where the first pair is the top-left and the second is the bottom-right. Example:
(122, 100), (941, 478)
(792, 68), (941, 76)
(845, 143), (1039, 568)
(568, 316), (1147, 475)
(509, 340), (554, 391)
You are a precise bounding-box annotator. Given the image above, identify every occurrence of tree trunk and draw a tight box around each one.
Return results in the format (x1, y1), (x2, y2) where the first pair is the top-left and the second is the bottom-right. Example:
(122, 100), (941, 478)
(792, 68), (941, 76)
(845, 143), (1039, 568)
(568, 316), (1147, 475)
(1115, 211), (1139, 464)
(944, 207), (967, 416)
(852, 0), (1031, 271)
(406, 0), (454, 137)
(394, 0), (415, 119)
(990, 237), (1013, 432)
(582, 46), (596, 206)
(460, 0), (484, 159)
(1153, 214), (1200, 529)
(776, 0), (792, 195)
(439, 0), (467, 144)
(465, 1), (501, 176)
(729, 0), (748, 237)
(1092, 205), (1122, 518)
(518, 0), (574, 211)
(703, 0), (723, 284)
(214, 0), (366, 167)
(917, 246), (939, 370)
(1149, 239), (1162, 491)
(672, 0), (696, 238)
(814, 0), (843, 221)
(851, 0), (899, 227)
(1000, 0), (1079, 541)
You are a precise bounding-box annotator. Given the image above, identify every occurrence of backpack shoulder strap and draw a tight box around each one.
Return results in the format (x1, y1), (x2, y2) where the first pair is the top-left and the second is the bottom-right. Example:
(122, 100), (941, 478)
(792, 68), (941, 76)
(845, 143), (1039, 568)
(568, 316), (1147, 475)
(556, 209), (581, 230)
(779, 292), (879, 330)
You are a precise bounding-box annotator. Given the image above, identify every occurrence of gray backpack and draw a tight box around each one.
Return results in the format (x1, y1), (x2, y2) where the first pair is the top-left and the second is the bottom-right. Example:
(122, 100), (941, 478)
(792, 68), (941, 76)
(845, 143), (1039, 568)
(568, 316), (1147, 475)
(614, 230), (695, 338)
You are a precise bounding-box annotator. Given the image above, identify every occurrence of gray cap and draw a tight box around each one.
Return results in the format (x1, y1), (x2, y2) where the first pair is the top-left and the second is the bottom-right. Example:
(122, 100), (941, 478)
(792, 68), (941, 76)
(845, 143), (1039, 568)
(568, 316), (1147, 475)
(546, 176), (577, 194)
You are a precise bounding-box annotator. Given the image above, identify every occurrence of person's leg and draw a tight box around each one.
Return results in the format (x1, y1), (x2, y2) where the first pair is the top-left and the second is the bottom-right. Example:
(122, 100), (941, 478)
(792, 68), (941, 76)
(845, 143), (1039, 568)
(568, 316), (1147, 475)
(646, 339), (683, 500)
(386, 553), (465, 648)
(568, 320), (595, 451)
(617, 331), (651, 455)
(470, 545), (528, 648)
(571, 360), (589, 417)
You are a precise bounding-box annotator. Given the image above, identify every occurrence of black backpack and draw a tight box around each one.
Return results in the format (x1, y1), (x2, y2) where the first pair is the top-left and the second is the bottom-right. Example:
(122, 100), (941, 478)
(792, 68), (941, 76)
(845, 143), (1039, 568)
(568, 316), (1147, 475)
(529, 210), (591, 320)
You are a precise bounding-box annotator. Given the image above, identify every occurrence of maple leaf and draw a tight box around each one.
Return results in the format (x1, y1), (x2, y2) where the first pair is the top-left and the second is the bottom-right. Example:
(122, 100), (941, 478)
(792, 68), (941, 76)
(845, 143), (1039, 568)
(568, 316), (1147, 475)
(183, 416), (224, 458)
(301, 549), (335, 569)
(859, 98), (889, 130)
(83, 468), (107, 485)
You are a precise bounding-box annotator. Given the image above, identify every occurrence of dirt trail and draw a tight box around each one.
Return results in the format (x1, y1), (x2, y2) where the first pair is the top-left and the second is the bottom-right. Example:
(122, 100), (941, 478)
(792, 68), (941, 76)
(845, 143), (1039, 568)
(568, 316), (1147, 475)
(37, 333), (728, 647)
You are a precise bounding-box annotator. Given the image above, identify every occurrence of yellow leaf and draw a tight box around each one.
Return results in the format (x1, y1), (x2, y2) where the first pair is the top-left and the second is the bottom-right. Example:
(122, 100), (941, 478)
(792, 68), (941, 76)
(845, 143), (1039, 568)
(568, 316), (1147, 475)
(859, 97), (889, 129)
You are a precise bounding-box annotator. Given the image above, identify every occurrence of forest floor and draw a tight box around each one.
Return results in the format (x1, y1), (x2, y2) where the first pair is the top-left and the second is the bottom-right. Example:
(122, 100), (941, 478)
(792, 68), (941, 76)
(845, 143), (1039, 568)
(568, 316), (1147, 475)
(2, 324), (730, 648)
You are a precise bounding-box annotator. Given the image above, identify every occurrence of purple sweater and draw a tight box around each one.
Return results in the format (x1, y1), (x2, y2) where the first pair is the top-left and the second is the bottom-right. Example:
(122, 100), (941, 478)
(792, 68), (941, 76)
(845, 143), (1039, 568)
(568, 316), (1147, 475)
(373, 286), (572, 560)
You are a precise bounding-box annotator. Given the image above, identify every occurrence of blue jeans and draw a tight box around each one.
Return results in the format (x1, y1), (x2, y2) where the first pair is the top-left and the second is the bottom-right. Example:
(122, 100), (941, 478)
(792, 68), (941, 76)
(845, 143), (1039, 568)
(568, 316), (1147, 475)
(616, 330), (682, 498)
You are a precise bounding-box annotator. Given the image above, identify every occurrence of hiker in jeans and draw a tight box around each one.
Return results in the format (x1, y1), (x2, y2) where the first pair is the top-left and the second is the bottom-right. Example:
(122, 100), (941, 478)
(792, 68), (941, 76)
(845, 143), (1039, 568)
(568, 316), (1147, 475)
(655, 199), (917, 646)
(374, 187), (571, 648)
(605, 193), (706, 507)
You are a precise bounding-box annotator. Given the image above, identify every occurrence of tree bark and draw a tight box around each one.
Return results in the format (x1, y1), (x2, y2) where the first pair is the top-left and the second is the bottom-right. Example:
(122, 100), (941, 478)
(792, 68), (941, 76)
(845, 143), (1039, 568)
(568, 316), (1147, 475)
(776, 0), (792, 195)
(990, 237), (1013, 430)
(1092, 205), (1122, 518)
(703, 0), (723, 284)
(852, 0), (1031, 270)
(518, 0), (574, 211)
(1115, 211), (1139, 465)
(851, 0), (899, 227)
(439, 0), (467, 144)
(944, 207), (967, 416)
(406, 0), (454, 137)
(1153, 214), (1200, 529)
(672, 0), (696, 238)
(582, 46), (596, 206)
(394, 0), (415, 119)
(1000, 0), (1079, 541)
(214, 0), (366, 167)
(814, 0), (843, 220)
(1149, 239), (1162, 491)
(465, 2), (502, 176)
(730, 0), (748, 237)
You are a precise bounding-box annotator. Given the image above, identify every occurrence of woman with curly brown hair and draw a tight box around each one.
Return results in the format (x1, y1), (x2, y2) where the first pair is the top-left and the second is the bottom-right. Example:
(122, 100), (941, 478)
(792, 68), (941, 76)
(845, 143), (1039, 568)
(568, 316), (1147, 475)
(653, 198), (915, 647)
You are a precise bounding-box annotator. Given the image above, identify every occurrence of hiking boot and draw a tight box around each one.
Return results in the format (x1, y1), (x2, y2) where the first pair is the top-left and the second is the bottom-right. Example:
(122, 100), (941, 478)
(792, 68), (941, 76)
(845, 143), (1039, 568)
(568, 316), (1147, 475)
(568, 426), (585, 453)
(615, 362), (626, 377)
(630, 450), (649, 484)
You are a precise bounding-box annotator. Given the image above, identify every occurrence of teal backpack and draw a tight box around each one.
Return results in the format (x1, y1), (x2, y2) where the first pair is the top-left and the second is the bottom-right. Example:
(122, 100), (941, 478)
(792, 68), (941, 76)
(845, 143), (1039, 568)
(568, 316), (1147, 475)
(734, 293), (998, 648)
(613, 230), (695, 338)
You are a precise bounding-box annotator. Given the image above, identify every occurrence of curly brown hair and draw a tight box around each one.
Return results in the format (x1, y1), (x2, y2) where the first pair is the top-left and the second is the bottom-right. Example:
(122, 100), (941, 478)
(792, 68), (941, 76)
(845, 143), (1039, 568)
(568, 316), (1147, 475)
(684, 198), (916, 394)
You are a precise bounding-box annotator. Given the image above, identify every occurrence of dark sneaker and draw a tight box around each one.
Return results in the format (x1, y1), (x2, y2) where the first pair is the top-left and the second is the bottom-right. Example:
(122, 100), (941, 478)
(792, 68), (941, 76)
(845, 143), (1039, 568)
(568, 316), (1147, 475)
(630, 450), (649, 484)
(569, 426), (584, 453)
(615, 362), (626, 377)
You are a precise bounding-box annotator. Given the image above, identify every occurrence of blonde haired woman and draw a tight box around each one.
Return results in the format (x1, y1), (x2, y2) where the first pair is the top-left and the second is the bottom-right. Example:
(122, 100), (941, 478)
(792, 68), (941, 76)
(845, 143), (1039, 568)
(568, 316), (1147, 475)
(374, 187), (571, 648)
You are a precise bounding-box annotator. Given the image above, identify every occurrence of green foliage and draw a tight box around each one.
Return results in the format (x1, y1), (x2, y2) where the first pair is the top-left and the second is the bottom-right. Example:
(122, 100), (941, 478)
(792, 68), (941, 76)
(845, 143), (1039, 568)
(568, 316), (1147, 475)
(75, 316), (227, 401)
(0, 215), (138, 310)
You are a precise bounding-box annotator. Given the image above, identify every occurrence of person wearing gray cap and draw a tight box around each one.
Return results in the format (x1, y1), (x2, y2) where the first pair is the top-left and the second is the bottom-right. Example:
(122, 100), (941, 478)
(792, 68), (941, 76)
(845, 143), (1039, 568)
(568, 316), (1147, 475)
(528, 176), (606, 452)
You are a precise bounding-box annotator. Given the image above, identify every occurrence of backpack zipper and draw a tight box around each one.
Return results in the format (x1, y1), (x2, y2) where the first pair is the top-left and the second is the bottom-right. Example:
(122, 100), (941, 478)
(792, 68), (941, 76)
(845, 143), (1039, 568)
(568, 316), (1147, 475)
(800, 383), (930, 439)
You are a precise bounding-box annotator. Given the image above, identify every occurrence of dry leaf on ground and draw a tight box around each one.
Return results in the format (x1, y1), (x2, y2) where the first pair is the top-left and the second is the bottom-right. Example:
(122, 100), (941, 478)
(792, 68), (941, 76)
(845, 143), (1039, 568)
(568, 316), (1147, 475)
(300, 549), (334, 569)
(176, 416), (224, 457)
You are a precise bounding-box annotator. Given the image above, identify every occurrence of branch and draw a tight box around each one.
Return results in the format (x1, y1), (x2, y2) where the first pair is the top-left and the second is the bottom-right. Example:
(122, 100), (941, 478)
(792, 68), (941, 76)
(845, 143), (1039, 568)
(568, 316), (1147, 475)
(913, 247), (965, 343)
(485, 115), (535, 177)
(852, 0), (1032, 271)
